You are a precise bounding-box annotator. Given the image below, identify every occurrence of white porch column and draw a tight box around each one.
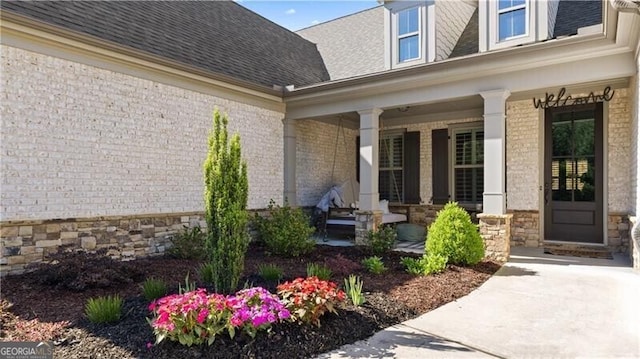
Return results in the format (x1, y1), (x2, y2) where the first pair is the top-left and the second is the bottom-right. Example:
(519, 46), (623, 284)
(357, 108), (383, 211)
(480, 89), (510, 215)
(283, 118), (297, 206)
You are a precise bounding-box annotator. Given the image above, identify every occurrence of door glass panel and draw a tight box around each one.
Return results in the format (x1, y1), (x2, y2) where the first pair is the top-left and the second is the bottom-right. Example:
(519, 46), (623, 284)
(550, 109), (596, 203)
(575, 157), (595, 202)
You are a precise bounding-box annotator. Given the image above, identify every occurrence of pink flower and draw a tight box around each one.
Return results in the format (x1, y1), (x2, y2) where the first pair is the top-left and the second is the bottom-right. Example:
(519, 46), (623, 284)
(197, 309), (208, 324)
(146, 342), (153, 350)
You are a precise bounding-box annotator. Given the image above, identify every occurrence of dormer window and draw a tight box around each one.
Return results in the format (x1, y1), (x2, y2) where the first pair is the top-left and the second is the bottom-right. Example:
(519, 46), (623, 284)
(384, 1), (435, 69)
(398, 7), (420, 62)
(498, 0), (527, 41)
(480, 0), (549, 52)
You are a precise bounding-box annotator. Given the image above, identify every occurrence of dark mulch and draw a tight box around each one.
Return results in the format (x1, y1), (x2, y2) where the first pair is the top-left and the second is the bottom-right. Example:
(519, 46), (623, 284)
(0, 243), (500, 358)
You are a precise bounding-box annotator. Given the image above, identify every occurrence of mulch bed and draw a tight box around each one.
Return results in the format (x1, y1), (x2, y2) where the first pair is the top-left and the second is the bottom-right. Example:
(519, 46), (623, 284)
(0, 243), (500, 358)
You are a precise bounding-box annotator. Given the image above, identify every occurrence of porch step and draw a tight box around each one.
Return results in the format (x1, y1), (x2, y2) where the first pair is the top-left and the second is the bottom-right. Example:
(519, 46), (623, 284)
(542, 243), (613, 260)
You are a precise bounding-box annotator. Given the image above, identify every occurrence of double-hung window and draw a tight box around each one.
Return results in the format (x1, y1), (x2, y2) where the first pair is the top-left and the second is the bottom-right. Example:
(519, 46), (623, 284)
(452, 127), (484, 206)
(397, 7), (420, 63)
(356, 131), (421, 204)
(379, 133), (404, 202)
(498, 0), (527, 41)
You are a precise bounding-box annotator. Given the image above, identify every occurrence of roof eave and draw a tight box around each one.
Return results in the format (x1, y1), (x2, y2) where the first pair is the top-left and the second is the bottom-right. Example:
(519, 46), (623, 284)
(0, 10), (284, 98)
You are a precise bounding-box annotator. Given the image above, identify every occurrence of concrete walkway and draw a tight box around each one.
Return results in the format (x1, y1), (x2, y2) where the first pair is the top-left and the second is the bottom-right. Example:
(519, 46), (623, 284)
(318, 247), (640, 358)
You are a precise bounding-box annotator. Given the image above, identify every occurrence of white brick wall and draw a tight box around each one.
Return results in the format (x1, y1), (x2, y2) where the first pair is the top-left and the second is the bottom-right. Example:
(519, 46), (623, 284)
(608, 88), (632, 213)
(631, 62), (639, 216)
(295, 119), (357, 206)
(506, 100), (540, 211)
(435, 0), (476, 61)
(1, 45), (284, 221)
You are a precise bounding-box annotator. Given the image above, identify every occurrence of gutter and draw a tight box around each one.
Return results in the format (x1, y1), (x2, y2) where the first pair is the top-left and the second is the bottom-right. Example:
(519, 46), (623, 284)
(284, 32), (615, 98)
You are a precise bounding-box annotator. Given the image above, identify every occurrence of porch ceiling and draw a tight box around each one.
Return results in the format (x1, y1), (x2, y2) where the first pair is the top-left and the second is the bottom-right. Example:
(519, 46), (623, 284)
(303, 95), (484, 129)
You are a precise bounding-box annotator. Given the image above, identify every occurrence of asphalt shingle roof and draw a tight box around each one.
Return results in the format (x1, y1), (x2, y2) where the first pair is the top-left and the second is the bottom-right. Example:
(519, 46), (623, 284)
(553, 0), (603, 37)
(1, 1), (330, 88)
(450, 1), (603, 60)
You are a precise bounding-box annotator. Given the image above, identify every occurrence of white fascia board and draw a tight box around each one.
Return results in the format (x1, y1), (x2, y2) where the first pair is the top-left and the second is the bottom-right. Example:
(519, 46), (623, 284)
(285, 50), (634, 120)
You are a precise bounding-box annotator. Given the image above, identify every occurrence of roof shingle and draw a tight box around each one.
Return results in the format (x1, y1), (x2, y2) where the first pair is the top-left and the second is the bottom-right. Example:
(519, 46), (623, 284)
(1, 1), (330, 88)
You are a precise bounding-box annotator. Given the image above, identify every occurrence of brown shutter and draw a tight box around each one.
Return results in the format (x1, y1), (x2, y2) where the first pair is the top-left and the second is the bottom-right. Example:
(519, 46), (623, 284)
(404, 131), (420, 204)
(432, 129), (449, 204)
(356, 136), (360, 183)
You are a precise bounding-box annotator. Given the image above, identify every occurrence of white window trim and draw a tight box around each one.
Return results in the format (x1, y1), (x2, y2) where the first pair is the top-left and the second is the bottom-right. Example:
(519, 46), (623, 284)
(384, 1), (436, 70)
(480, 0), (549, 52)
(449, 122), (484, 208)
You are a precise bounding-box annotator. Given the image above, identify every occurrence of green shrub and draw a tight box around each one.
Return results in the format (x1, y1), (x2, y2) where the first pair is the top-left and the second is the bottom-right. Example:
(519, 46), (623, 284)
(422, 253), (448, 274)
(142, 278), (167, 302)
(361, 256), (387, 274)
(401, 254), (447, 275)
(365, 226), (397, 255)
(199, 262), (215, 285)
(306, 263), (332, 280)
(167, 226), (206, 260)
(426, 202), (484, 266)
(343, 275), (365, 306)
(254, 200), (315, 257)
(400, 256), (426, 276)
(203, 109), (250, 294)
(258, 264), (284, 282)
(85, 295), (122, 324)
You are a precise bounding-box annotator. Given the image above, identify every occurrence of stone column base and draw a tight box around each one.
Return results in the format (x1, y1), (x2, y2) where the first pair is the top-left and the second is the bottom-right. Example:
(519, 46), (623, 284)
(478, 213), (513, 263)
(354, 210), (383, 246)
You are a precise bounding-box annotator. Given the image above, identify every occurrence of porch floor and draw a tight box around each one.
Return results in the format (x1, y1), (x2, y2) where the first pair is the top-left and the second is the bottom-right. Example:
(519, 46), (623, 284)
(312, 233), (424, 254)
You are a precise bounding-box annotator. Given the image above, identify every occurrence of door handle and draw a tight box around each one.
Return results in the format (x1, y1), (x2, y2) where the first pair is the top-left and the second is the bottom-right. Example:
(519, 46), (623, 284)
(544, 182), (550, 205)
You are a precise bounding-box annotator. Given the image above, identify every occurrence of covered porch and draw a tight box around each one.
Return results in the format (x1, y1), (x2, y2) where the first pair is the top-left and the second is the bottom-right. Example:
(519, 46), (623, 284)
(282, 29), (637, 263)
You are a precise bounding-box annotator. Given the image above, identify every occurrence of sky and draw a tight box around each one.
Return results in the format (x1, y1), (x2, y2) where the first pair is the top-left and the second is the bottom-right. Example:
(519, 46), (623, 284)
(235, 1), (380, 31)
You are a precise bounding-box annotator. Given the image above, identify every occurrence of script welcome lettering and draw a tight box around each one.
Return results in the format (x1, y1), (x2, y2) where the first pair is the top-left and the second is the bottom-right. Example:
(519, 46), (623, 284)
(533, 86), (615, 109)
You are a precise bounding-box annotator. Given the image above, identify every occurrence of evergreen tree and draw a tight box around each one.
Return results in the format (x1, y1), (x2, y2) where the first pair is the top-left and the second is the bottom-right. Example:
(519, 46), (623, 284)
(203, 109), (249, 293)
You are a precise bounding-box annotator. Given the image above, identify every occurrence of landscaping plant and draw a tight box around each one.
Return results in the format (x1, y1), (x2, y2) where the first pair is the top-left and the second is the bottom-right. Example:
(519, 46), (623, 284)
(203, 109), (249, 293)
(365, 225), (397, 255)
(343, 275), (365, 307)
(253, 200), (315, 257)
(199, 262), (216, 285)
(277, 277), (345, 327)
(142, 277), (167, 302)
(257, 263), (284, 282)
(167, 225), (206, 260)
(148, 287), (289, 346)
(426, 202), (484, 266)
(361, 256), (387, 274)
(85, 295), (123, 324)
(306, 263), (332, 280)
(149, 289), (230, 346)
(178, 273), (196, 294)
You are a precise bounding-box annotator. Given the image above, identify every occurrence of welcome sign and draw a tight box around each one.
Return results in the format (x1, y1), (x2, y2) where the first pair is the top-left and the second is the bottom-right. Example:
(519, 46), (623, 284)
(533, 86), (615, 109)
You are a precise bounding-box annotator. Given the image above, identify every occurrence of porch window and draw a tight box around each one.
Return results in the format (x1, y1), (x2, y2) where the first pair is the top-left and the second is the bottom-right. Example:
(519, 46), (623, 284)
(498, 0), (527, 41)
(452, 127), (484, 206)
(356, 131), (420, 204)
(379, 133), (404, 202)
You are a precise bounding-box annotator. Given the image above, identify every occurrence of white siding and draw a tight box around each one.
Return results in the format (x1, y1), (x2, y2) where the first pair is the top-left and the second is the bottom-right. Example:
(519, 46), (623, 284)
(435, 0), (476, 61)
(297, 7), (385, 81)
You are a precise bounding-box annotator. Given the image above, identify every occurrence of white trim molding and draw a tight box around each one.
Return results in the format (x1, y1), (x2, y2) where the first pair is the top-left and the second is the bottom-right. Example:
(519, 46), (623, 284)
(384, 0), (436, 69)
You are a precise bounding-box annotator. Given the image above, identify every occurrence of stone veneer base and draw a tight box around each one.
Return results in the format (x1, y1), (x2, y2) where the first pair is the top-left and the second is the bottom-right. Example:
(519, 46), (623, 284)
(0, 212), (208, 276)
(478, 213), (512, 263)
